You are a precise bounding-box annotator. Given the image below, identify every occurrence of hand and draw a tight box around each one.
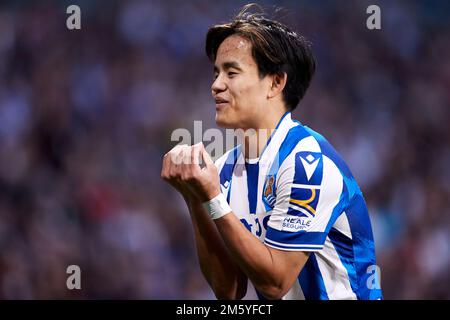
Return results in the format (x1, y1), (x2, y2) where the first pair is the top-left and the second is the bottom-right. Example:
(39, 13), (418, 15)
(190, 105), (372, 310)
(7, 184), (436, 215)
(161, 142), (221, 203)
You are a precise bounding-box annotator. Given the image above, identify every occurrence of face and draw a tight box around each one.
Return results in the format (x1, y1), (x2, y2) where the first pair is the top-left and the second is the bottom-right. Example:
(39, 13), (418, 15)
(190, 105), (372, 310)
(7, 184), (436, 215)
(212, 34), (271, 129)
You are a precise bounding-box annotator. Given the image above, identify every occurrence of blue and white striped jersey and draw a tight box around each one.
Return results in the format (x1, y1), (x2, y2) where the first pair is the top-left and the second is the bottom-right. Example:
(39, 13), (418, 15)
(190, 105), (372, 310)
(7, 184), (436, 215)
(215, 112), (382, 300)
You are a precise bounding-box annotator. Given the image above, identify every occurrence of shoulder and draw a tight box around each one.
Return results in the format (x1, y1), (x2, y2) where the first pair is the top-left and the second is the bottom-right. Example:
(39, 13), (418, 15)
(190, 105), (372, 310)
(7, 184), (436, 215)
(276, 125), (343, 189)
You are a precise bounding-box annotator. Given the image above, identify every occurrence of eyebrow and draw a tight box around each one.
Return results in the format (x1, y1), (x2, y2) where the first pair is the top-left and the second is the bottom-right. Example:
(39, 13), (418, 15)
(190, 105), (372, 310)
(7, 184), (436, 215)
(213, 61), (243, 73)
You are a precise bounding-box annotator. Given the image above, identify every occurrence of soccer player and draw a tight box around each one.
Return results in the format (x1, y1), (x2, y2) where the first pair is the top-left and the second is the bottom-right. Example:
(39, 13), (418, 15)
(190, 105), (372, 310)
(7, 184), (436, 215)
(161, 6), (382, 300)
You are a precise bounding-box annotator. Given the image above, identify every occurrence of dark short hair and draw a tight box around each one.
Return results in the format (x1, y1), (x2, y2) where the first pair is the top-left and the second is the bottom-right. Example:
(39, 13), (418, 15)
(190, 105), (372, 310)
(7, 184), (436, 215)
(205, 4), (316, 111)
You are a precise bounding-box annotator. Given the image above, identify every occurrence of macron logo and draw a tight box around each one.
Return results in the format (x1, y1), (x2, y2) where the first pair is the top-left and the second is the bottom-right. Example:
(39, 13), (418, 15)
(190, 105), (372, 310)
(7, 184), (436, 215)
(300, 154), (319, 181)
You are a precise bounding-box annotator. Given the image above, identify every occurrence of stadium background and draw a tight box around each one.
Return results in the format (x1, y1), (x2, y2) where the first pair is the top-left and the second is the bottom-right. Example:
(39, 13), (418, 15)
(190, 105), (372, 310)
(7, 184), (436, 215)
(0, 0), (448, 299)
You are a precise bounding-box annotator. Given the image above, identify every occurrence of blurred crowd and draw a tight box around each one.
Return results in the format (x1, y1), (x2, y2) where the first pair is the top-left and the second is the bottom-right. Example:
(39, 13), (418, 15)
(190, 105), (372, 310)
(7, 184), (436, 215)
(0, 0), (448, 299)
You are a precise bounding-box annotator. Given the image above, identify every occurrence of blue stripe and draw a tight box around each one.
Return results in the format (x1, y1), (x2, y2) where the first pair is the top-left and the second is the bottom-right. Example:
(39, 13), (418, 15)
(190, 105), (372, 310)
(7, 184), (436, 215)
(328, 227), (359, 296)
(245, 162), (259, 215)
(299, 253), (329, 300)
(219, 147), (239, 185)
(265, 226), (326, 246)
(345, 194), (383, 300)
(219, 147), (241, 203)
(264, 241), (323, 251)
(267, 124), (310, 177)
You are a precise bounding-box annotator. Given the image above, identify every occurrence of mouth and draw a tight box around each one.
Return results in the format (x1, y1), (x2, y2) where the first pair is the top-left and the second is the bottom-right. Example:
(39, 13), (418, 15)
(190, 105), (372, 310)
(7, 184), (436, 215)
(215, 97), (229, 110)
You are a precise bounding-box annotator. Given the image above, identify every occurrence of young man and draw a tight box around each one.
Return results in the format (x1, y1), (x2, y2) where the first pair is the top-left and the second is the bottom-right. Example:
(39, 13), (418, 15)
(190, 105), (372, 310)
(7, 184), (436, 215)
(161, 6), (382, 300)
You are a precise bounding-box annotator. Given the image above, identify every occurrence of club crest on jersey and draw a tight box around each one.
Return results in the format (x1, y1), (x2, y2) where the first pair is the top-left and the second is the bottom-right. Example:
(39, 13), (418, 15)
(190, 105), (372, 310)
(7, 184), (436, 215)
(263, 175), (277, 209)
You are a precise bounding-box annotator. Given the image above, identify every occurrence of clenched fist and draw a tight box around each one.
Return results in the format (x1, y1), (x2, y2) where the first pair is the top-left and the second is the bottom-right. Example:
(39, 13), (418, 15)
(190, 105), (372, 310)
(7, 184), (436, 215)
(161, 142), (221, 203)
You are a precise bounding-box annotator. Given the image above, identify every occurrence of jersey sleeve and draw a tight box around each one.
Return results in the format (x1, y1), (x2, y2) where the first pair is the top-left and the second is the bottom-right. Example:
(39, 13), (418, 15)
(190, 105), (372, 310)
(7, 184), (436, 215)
(264, 136), (344, 252)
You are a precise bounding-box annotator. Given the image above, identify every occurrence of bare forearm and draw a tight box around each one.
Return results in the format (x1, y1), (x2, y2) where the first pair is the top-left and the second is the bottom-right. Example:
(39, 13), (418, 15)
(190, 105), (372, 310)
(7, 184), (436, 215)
(187, 200), (247, 299)
(214, 214), (277, 290)
(214, 213), (305, 299)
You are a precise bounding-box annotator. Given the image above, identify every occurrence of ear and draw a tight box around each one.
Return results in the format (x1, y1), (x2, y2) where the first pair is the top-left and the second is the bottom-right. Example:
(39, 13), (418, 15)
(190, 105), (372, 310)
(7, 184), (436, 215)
(267, 72), (287, 99)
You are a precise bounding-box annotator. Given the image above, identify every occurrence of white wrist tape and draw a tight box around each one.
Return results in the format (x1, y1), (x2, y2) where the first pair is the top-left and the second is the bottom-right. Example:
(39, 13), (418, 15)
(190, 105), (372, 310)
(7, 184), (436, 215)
(202, 193), (232, 220)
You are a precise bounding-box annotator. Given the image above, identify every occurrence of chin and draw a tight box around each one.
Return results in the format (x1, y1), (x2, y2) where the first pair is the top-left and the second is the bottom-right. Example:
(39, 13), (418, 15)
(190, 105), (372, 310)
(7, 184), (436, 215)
(215, 118), (234, 129)
(215, 113), (235, 129)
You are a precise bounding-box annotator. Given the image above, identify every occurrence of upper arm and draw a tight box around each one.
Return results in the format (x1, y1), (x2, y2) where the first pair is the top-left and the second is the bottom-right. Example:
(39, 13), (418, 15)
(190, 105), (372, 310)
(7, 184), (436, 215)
(265, 136), (343, 251)
(262, 136), (344, 295)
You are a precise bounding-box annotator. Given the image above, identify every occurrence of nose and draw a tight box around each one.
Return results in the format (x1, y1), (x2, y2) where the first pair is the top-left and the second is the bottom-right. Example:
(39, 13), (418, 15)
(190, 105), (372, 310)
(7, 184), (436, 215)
(211, 73), (226, 96)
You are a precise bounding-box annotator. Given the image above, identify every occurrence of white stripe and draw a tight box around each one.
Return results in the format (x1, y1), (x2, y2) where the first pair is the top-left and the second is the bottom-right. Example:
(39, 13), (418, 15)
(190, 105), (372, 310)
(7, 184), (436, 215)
(214, 147), (236, 173)
(333, 211), (352, 239)
(229, 153), (250, 222)
(265, 242), (323, 252)
(315, 237), (357, 300)
(265, 238), (322, 248)
(297, 135), (321, 153)
(291, 183), (321, 189)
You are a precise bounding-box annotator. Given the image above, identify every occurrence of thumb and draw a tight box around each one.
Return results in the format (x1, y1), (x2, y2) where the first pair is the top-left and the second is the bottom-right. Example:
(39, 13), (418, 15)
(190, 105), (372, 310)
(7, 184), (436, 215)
(200, 143), (214, 167)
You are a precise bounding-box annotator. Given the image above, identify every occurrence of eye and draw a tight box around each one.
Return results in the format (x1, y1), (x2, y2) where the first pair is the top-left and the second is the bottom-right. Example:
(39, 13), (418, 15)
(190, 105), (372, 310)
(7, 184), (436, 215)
(228, 71), (237, 77)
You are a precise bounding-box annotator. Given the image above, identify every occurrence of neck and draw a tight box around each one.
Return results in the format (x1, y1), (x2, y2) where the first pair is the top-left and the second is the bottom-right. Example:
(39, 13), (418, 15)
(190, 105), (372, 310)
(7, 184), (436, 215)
(242, 108), (287, 161)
